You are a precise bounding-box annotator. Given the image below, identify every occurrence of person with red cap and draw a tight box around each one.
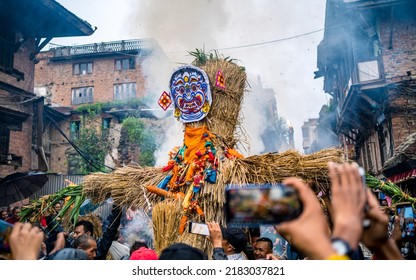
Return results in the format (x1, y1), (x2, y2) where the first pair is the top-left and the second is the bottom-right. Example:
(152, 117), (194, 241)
(129, 247), (158, 260)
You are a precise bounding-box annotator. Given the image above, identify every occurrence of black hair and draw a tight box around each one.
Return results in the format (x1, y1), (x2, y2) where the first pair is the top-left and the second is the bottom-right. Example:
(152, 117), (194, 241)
(249, 227), (261, 237)
(159, 243), (207, 260)
(255, 237), (274, 251)
(220, 227), (248, 253)
(74, 234), (96, 249)
(74, 220), (94, 236)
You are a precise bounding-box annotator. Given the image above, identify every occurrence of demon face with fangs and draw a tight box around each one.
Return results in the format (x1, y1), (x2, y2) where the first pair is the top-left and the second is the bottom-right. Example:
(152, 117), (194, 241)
(169, 65), (212, 123)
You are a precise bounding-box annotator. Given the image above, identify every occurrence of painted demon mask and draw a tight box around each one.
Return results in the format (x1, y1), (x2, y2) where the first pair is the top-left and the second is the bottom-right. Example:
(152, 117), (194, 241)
(169, 65), (212, 123)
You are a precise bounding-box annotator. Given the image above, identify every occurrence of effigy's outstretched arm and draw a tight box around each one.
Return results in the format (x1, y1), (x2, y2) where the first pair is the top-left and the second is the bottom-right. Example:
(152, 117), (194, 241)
(82, 166), (166, 211)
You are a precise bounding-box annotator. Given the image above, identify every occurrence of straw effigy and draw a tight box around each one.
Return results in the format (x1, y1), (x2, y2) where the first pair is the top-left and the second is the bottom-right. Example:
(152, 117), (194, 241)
(81, 55), (347, 257)
(19, 51), (348, 258)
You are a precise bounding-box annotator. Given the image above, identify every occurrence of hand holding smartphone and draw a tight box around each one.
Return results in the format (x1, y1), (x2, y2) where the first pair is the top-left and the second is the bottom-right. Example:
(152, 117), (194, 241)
(188, 222), (210, 236)
(396, 202), (415, 241)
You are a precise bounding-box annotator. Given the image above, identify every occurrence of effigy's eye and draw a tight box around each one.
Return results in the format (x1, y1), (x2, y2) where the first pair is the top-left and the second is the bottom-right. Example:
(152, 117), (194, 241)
(191, 84), (197, 92)
(179, 87), (185, 94)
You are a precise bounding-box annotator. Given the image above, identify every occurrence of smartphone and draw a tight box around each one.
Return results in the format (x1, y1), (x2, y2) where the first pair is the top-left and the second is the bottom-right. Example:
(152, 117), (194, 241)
(0, 220), (13, 259)
(225, 183), (302, 227)
(396, 202), (415, 241)
(188, 222), (210, 236)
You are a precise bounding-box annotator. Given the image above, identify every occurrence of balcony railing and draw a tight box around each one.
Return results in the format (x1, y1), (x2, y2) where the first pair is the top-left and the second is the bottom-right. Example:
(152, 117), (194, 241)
(52, 39), (154, 57)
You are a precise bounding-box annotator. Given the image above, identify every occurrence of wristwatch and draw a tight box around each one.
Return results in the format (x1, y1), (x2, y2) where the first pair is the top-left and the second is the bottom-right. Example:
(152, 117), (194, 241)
(331, 238), (353, 257)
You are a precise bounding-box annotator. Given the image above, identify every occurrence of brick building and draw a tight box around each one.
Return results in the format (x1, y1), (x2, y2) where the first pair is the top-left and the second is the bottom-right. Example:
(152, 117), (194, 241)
(34, 39), (168, 174)
(0, 0), (94, 178)
(315, 0), (416, 192)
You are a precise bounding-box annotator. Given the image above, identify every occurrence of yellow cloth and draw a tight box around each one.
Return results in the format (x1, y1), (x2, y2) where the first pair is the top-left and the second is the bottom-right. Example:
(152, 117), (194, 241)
(325, 254), (350, 260)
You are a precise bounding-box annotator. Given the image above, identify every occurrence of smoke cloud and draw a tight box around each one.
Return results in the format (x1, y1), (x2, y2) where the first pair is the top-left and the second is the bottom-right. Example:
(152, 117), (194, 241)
(51, 0), (329, 160)
(127, 0), (328, 156)
(121, 209), (154, 248)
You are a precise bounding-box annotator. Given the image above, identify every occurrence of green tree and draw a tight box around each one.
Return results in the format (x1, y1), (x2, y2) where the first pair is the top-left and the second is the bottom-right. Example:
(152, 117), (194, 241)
(122, 117), (156, 166)
(74, 115), (112, 174)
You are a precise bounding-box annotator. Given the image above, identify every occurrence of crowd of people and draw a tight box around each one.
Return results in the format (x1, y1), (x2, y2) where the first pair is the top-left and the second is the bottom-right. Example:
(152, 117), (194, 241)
(0, 162), (410, 260)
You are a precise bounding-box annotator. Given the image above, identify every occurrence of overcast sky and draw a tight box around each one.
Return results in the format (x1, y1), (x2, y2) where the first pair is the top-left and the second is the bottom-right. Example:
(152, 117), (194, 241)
(52, 0), (329, 154)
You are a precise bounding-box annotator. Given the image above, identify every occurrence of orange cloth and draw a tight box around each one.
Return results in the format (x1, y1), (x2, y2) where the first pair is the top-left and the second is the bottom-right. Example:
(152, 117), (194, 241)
(183, 125), (211, 163)
(227, 148), (244, 159)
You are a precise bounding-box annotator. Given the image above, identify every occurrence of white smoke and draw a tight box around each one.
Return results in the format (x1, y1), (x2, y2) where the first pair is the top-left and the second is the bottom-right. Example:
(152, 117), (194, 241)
(238, 79), (266, 156)
(127, 0), (229, 64)
(128, 0), (328, 152)
(121, 209), (154, 248)
(153, 118), (184, 167)
(137, 42), (185, 166)
(52, 0), (329, 152)
(139, 42), (173, 119)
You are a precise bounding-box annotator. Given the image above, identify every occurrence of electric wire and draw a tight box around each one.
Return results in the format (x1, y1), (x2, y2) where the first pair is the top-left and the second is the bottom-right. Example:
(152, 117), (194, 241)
(47, 27), (326, 56)
(46, 114), (114, 173)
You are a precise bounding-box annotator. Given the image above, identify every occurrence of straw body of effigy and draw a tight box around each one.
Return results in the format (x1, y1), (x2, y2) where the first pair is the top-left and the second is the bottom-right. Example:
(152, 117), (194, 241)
(81, 56), (346, 256)
(151, 199), (199, 255)
(198, 148), (345, 227)
(82, 148), (345, 255)
(202, 60), (247, 148)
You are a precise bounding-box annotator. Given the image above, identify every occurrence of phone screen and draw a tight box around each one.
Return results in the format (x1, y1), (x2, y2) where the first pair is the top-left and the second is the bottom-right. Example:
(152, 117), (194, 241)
(0, 220), (13, 259)
(396, 203), (415, 240)
(189, 222), (210, 236)
(225, 183), (302, 227)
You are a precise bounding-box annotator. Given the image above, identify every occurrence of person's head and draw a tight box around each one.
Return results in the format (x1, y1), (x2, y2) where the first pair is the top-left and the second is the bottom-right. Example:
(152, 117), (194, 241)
(12, 207), (21, 218)
(253, 237), (274, 260)
(249, 227), (261, 245)
(53, 202), (62, 213)
(158, 243), (207, 260)
(220, 227), (248, 254)
(73, 220), (94, 239)
(0, 209), (8, 220)
(44, 248), (88, 260)
(129, 247), (158, 260)
(381, 199), (388, 206)
(130, 241), (148, 256)
(74, 234), (97, 260)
